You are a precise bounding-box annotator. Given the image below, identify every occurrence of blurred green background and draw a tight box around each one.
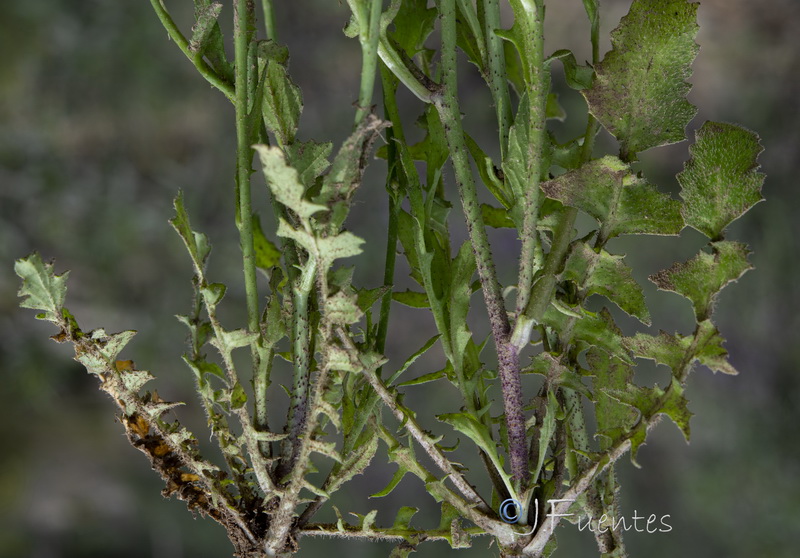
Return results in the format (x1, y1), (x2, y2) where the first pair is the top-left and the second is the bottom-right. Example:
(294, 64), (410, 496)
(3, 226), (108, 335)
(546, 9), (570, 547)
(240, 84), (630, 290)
(2, 1), (798, 556)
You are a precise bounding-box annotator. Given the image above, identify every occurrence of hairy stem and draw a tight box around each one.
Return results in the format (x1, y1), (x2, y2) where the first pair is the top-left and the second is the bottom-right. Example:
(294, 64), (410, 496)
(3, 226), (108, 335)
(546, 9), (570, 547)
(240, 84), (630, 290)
(148, 0), (234, 102)
(261, 0), (276, 41)
(354, 0), (383, 127)
(482, 0), (513, 157)
(234, 0), (260, 357)
(512, 0), (548, 324)
(435, 0), (529, 487)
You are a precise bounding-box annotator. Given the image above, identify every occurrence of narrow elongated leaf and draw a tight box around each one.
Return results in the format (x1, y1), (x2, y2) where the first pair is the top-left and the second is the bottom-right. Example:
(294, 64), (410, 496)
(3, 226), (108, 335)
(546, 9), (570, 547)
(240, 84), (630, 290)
(252, 214), (281, 270)
(649, 241), (752, 321)
(15, 253), (68, 322)
(170, 192), (211, 270)
(541, 156), (683, 239)
(562, 242), (651, 325)
(392, 290), (429, 308)
(678, 121), (765, 239)
(262, 61), (302, 145)
(583, 0), (699, 156)
(188, 2), (223, 56)
(389, 334), (441, 385)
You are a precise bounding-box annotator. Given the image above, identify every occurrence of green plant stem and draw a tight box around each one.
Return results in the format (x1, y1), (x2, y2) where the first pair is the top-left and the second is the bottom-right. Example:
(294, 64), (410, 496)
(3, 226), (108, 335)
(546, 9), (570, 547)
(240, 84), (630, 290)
(261, 0), (277, 41)
(280, 259), (316, 478)
(148, 0), (234, 102)
(515, 116), (599, 340)
(435, 0), (530, 488)
(378, 37), (436, 103)
(512, 0), (548, 324)
(354, 0), (383, 127)
(234, 0), (260, 365)
(482, 0), (513, 157)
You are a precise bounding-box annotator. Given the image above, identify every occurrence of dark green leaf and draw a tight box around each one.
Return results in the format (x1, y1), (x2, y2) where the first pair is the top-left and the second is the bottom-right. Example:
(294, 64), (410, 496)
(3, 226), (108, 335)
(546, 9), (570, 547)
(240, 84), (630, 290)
(649, 241), (752, 321)
(562, 242), (651, 325)
(252, 213), (281, 271)
(541, 155), (683, 240)
(390, 0), (437, 57)
(582, 0), (699, 156)
(284, 140), (333, 190)
(547, 49), (594, 90)
(678, 121), (765, 240)
(481, 204), (515, 228)
(262, 61), (303, 145)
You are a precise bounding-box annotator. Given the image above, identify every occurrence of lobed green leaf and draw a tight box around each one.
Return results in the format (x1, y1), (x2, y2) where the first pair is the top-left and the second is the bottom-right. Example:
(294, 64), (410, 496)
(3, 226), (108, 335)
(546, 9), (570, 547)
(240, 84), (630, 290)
(678, 121), (765, 240)
(649, 241), (752, 321)
(15, 253), (69, 323)
(583, 0), (699, 157)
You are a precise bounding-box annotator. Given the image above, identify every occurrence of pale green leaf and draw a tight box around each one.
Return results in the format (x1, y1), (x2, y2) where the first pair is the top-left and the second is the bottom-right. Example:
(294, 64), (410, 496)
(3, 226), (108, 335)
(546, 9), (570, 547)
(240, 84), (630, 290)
(649, 241), (752, 321)
(170, 191), (211, 270)
(254, 145), (327, 220)
(325, 435), (378, 493)
(15, 253), (69, 323)
(213, 328), (259, 353)
(583, 0), (699, 156)
(678, 121), (765, 239)
(326, 290), (363, 325)
(121, 369), (154, 393)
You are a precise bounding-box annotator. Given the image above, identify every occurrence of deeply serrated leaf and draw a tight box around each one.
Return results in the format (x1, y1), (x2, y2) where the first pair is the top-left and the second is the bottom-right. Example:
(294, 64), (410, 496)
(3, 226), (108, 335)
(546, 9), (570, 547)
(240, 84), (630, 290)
(541, 156), (683, 239)
(562, 242), (651, 325)
(543, 307), (633, 365)
(649, 241), (752, 321)
(678, 121), (765, 239)
(254, 146), (327, 220)
(583, 0), (699, 156)
(15, 253), (69, 323)
(326, 435), (378, 493)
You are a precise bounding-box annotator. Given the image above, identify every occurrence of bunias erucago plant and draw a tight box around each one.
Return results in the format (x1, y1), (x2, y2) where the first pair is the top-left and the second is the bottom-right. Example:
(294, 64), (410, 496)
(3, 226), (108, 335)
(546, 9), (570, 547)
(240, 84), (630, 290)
(17, 0), (763, 556)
